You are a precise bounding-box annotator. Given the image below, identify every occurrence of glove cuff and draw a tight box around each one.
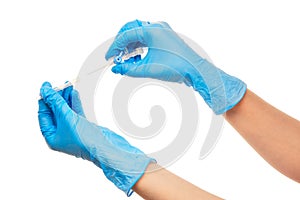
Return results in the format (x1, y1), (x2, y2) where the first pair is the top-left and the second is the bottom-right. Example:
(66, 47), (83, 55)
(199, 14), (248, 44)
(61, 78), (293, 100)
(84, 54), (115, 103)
(192, 60), (247, 114)
(98, 156), (155, 196)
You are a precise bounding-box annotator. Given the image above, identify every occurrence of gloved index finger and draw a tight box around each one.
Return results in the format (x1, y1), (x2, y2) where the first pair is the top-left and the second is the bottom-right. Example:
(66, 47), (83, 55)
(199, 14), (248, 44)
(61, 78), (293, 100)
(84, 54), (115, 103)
(117, 19), (150, 33)
(105, 20), (173, 60)
(105, 20), (148, 60)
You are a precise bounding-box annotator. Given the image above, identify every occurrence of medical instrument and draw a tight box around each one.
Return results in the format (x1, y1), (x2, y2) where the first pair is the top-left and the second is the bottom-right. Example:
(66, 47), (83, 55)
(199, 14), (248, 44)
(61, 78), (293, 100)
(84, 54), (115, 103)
(38, 47), (146, 99)
(87, 47), (145, 75)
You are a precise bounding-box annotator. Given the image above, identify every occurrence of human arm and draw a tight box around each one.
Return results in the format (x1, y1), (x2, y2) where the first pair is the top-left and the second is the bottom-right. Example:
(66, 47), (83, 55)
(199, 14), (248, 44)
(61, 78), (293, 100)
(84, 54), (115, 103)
(133, 163), (223, 200)
(225, 89), (300, 182)
(106, 20), (246, 115)
(38, 82), (153, 196)
(106, 19), (300, 182)
(38, 82), (224, 199)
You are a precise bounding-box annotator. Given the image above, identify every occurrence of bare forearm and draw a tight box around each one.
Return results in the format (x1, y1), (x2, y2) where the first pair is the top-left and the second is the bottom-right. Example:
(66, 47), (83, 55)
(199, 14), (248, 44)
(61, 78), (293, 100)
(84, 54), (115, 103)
(225, 89), (300, 182)
(133, 163), (223, 200)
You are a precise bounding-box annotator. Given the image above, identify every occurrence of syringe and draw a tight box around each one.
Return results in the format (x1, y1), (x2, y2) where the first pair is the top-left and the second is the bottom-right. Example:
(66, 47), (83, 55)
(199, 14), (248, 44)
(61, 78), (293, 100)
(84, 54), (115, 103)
(87, 47), (146, 76)
(39, 47), (146, 99)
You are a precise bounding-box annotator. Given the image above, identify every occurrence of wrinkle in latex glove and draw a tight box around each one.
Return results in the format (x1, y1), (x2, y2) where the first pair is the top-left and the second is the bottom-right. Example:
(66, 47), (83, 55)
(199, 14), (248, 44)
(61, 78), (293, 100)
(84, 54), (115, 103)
(38, 82), (153, 196)
(106, 20), (247, 114)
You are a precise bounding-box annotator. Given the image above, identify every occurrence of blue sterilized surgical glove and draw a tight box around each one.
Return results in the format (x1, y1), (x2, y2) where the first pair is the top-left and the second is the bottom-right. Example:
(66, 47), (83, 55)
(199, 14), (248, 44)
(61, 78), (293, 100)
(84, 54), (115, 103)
(38, 82), (153, 196)
(106, 20), (247, 114)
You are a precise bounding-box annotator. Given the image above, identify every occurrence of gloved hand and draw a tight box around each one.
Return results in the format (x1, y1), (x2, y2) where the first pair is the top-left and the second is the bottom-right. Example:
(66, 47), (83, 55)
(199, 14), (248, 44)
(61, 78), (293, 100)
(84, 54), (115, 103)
(38, 82), (153, 196)
(56, 83), (86, 117)
(106, 20), (247, 114)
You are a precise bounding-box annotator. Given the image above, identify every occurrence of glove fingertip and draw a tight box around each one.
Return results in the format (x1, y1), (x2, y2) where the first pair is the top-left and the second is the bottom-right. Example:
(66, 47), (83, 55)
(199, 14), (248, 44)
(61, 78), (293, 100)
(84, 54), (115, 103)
(39, 83), (68, 113)
(105, 48), (119, 60)
(40, 83), (52, 99)
(118, 19), (144, 33)
(42, 81), (52, 88)
(111, 65), (122, 74)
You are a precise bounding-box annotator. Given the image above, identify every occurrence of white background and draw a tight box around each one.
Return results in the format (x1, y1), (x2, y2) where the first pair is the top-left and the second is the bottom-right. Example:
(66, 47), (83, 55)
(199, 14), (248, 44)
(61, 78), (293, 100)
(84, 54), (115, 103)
(1, 0), (300, 199)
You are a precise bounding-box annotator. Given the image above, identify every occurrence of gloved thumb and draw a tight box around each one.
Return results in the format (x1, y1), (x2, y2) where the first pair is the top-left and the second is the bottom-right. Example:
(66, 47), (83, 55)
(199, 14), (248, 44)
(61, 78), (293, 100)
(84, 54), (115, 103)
(111, 62), (143, 77)
(70, 89), (86, 117)
(111, 56), (148, 78)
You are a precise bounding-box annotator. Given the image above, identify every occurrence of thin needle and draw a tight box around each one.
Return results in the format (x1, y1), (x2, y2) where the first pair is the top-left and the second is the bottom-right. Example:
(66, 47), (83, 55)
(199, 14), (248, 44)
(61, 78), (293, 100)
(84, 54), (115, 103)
(39, 47), (146, 99)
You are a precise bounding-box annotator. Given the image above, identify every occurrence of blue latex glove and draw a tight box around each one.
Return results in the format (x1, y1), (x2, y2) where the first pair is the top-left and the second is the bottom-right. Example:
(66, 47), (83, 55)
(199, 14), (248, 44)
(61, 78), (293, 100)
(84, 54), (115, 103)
(57, 83), (86, 117)
(38, 82), (153, 196)
(106, 20), (247, 114)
